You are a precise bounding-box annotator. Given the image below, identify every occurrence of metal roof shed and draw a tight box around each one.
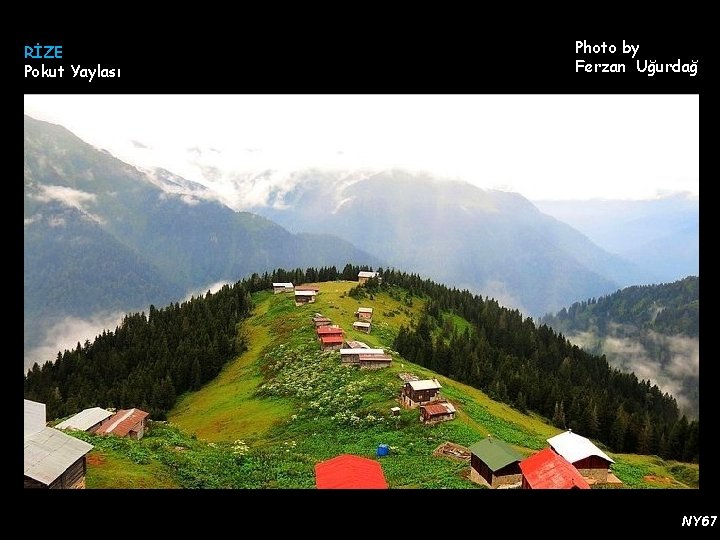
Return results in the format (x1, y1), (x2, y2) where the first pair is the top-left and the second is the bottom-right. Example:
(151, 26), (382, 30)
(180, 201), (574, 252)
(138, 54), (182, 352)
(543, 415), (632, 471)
(56, 407), (113, 432)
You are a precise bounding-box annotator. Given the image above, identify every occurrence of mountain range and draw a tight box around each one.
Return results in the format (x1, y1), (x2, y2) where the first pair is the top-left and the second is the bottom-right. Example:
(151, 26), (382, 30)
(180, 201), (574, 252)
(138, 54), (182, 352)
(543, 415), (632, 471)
(24, 115), (696, 370)
(24, 115), (379, 367)
(246, 169), (649, 315)
(534, 196), (698, 284)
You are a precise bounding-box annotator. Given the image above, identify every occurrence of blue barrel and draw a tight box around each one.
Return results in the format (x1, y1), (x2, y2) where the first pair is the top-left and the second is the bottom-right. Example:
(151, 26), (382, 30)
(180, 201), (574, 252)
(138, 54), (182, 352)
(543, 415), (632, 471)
(376, 444), (390, 457)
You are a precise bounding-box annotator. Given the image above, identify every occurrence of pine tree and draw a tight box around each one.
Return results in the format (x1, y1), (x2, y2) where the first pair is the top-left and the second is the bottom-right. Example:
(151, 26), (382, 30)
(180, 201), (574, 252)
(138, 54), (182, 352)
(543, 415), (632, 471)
(552, 401), (566, 429)
(636, 412), (653, 455)
(668, 416), (689, 460)
(610, 405), (629, 452)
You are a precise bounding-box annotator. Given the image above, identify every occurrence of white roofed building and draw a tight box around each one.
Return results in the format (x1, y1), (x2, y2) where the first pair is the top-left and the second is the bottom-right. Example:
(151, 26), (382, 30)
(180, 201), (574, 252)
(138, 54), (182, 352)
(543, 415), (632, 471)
(294, 289), (317, 305)
(340, 348), (384, 365)
(358, 271), (381, 284)
(24, 399), (93, 489)
(55, 407), (113, 433)
(272, 282), (294, 294)
(547, 430), (615, 482)
(352, 321), (371, 333)
(401, 378), (443, 408)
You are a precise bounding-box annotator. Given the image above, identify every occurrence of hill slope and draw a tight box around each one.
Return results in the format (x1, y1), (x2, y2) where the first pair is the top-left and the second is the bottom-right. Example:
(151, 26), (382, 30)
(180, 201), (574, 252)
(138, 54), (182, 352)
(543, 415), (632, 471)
(541, 277), (699, 416)
(24, 116), (380, 367)
(50, 280), (697, 489)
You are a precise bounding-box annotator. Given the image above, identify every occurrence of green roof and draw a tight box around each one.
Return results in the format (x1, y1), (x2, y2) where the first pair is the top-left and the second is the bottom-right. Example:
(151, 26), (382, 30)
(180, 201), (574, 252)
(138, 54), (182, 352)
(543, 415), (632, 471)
(469, 438), (523, 471)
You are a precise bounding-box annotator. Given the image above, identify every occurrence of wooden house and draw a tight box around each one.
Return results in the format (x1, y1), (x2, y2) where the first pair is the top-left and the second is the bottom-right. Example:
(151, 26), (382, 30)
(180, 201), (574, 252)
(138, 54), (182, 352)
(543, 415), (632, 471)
(294, 290), (317, 305)
(95, 408), (149, 440)
(547, 430), (614, 482)
(317, 325), (344, 350)
(519, 448), (590, 489)
(401, 378), (442, 408)
(24, 399), (93, 489)
(316, 325), (343, 337)
(419, 401), (456, 424)
(272, 282), (294, 294)
(468, 438), (523, 488)
(55, 407), (113, 433)
(357, 271), (380, 285)
(312, 314), (333, 328)
(340, 347), (385, 366)
(358, 353), (392, 370)
(295, 286), (320, 292)
(319, 335), (344, 351)
(346, 340), (370, 349)
(315, 454), (388, 489)
(352, 321), (371, 333)
(355, 307), (373, 320)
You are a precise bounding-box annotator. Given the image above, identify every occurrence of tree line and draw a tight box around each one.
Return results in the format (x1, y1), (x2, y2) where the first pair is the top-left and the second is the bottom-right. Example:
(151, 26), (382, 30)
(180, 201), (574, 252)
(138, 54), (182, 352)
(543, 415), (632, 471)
(25, 265), (697, 462)
(541, 276), (699, 337)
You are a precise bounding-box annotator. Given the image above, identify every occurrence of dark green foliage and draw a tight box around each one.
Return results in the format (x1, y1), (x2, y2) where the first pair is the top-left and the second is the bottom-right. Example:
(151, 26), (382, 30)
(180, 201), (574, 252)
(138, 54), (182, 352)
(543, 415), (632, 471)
(24, 279), (251, 420)
(24, 267), (338, 420)
(26, 265), (698, 463)
(541, 276), (699, 337)
(541, 276), (699, 417)
(384, 269), (698, 462)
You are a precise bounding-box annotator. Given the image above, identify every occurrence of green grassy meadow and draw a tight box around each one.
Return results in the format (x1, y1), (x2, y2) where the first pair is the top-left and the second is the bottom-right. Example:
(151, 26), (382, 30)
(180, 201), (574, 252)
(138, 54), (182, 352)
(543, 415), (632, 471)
(77, 281), (698, 489)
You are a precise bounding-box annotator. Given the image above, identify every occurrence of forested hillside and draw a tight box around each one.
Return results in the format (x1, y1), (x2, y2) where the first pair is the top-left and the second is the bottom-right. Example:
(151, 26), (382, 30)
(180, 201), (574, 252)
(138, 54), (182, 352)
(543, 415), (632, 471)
(23, 265), (368, 420)
(378, 271), (697, 461)
(541, 277), (699, 417)
(25, 266), (698, 463)
(542, 277), (698, 337)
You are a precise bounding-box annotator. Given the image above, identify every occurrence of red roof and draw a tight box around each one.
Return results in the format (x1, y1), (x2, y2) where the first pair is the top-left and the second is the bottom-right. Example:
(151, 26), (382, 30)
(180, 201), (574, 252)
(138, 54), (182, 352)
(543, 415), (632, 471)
(296, 286), (320, 292)
(317, 326), (343, 335)
(519, 448), (590, 489)
(320, 335), (344, 344)
(421, 402), (456, 416)
(95, 408), (149, 437)
(315, 454), (388, 489)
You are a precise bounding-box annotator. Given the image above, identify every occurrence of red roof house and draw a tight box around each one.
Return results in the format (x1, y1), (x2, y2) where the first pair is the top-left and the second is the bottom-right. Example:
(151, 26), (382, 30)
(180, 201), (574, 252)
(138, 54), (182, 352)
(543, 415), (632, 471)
(320, 334), (344, 350)
(318, 325), (344, 350)
(315, 454), (388, 489)
(519, 448), (590, 489)
(317, 326), (343, 336)
(95, 408), (149, 440)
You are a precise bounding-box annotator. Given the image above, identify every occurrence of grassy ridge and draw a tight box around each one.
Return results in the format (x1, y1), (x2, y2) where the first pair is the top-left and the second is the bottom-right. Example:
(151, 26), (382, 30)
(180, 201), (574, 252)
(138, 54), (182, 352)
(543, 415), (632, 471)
(169, 291), (292, 442)
(79, 281), (698, 488)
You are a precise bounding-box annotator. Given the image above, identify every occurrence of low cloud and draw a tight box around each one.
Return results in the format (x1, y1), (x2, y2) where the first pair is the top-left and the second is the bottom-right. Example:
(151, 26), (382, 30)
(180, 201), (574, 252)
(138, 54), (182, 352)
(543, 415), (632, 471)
(24, 214), (41, 226)
(568, 329), (699, 415)
(131, 139), (151, 149)
(33, 184), (96, 209)
(24, 281), (237, 373)
(480, 279), (529, 316)
(24, 311), (128, 373)
(183, 280), (235, 301)
(32, 184), (104, 223)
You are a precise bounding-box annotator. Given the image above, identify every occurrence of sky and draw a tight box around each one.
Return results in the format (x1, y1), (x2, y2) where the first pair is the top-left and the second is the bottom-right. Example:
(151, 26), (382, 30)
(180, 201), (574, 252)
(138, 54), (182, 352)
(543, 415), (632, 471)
(24, 95), (699, 201)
